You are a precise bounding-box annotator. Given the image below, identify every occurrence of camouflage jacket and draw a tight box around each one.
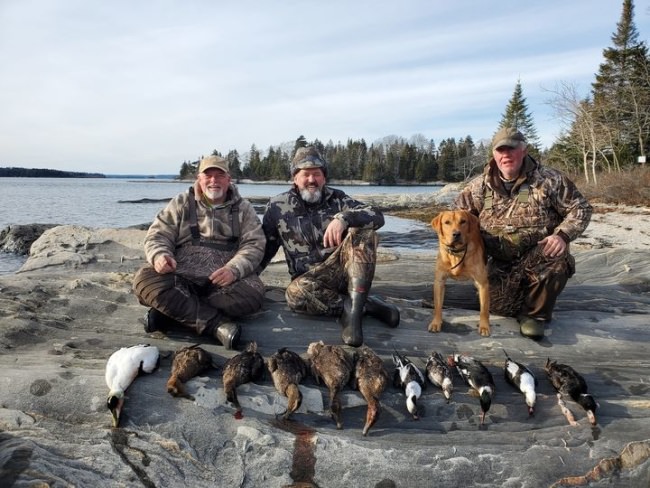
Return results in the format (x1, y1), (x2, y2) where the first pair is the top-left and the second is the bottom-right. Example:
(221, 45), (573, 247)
(143, 184), (265, 279)
(454, 155), (592, 261)
(260, 186), (385, 278)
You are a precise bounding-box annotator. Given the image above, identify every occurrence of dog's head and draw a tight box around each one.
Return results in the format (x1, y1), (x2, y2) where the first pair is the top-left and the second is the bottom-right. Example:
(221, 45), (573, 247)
(431, 210), (480, 247)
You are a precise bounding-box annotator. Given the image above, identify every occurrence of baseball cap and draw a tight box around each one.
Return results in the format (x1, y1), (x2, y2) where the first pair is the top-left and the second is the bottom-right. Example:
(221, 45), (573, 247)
(198, 155), (230, 174)
(492, 127), (526, 149)
(291, 146), (328, 176)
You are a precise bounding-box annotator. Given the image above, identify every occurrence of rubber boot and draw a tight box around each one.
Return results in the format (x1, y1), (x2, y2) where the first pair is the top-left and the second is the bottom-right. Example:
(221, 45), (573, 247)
(213, 321), (241, 350)
(365, 296), (400, 328)
(340, 279), (370, 347)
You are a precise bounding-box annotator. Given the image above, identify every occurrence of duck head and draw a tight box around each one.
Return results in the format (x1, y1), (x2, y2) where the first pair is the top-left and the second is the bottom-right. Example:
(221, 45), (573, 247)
(479, 387), (493, 425)
(107, 391), (124, 428)
(579, 394), (598, 425)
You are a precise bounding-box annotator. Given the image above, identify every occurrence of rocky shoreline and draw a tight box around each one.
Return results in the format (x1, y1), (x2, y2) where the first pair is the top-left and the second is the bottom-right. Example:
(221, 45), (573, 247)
(1, 198), (650, 486)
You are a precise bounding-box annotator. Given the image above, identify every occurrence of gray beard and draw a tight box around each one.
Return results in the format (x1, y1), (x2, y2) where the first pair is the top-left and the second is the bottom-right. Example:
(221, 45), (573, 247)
(299, 188), (322, 204)
(205, 188), (225, 201)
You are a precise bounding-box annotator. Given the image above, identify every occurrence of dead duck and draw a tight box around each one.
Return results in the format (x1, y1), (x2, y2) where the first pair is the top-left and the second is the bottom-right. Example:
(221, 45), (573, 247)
(392, 351), (426, 420)
(166, 344), (212, 400)
(222, 341), (265, 417)
(307, 341), (355, 430)
(425, 351), (454, 402)
(503, 349), (537, 417)
(267, 347), (309, 420)
(544, 358), (598, 425)
(353, 345), (389, 436)
(449, 353), (495, 425)
(105, 344), (160, 428)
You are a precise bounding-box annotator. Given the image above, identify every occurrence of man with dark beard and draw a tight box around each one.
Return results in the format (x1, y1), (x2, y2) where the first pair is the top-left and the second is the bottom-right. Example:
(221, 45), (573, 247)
(259, 145), (400, 347)
(132, 155), (266, 350)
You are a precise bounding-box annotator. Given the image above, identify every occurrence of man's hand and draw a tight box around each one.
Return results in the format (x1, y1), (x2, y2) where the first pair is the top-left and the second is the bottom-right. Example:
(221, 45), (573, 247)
(210, 267), (236, 287)
(538, 234), (567, 258)
(154, 254), (177, 274)
(323, 218), (346, 248)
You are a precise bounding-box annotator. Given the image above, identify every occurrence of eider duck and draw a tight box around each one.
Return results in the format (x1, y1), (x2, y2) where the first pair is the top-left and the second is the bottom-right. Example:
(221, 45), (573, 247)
(222, 341), (265, 416)
(105, 344), (160, 427)
(353, 345), (389, 436)
(307, 341), (355, 430)
(267, 348), (308, 420)
(166, 344), (212, 400)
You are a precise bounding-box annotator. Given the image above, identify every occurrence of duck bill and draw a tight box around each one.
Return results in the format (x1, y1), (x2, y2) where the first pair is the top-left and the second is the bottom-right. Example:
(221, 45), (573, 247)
(111, 406), (122, 428)
(587, 410), (597, 425)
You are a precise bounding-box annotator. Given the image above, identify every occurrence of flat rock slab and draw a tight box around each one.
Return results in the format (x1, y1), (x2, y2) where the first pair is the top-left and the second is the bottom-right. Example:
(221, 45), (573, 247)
(1, 226), (649, 487)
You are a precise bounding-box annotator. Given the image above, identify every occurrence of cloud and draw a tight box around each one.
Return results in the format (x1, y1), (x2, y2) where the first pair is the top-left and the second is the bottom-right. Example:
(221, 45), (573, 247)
(0, 0), (647, 173)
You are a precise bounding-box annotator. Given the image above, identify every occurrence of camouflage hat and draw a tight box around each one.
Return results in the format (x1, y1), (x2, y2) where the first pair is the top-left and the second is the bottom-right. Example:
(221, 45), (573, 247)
(198, 155), (230, 174)
(492, 127), (526, 149)
(290, 146), (328, 176)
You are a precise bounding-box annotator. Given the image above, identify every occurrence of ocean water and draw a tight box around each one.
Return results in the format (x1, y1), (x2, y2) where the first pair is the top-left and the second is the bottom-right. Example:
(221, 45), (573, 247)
(0, 178), (439, 274)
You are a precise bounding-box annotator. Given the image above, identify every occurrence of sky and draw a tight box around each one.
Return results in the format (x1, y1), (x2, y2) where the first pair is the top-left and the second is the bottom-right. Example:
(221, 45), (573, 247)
(1, 0), (649, 175)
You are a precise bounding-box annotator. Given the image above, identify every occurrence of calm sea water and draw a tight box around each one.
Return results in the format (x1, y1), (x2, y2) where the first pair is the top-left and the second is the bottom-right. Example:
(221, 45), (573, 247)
(0, 177), (439, 274)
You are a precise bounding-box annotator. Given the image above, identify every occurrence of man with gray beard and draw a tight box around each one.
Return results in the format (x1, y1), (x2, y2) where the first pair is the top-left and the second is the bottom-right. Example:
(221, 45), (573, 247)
(259, 145), (400, 347)
(133, 155), (266, 350)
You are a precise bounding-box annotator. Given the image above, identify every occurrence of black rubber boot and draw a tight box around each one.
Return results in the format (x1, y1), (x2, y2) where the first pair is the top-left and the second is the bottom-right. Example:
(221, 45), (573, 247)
(144, 308), (181, 333)
(365, 296), (400, 328)
(518, 316), (545, 341)
(340, 279), (370, 347)
(213, 321), (241, 350)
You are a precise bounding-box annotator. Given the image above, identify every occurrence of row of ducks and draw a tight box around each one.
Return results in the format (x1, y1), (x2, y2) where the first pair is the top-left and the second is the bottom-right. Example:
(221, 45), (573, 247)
(105, 343), (598, 434)
(398, 350), (598, 427)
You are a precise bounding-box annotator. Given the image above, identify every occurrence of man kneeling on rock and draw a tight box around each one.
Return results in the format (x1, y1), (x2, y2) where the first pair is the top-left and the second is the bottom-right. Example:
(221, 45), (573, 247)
(132, 155), (266, 350)
(258, 145), (400, 347)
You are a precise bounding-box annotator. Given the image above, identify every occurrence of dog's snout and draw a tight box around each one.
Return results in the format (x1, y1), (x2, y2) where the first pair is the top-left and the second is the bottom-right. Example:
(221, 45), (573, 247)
(452, 230), (462, 241)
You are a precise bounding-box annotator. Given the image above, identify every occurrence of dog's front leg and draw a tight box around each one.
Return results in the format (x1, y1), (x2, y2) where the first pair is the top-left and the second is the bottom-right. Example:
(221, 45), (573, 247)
(429, 274), (446, 333)
(476, 280), (491, 336)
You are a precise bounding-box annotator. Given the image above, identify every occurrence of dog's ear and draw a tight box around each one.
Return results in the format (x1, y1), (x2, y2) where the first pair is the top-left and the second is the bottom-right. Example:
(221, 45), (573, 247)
(465, 211), (480, 233)
(431, 213), (443, 232)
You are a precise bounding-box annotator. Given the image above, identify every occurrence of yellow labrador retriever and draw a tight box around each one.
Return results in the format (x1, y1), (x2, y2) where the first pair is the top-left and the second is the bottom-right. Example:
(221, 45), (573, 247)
(429, 210), (490, 336)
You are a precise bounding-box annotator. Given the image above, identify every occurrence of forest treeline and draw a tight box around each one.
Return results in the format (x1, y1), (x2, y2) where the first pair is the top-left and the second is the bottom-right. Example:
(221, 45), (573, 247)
(0, 167), (104, 178)
(179, 0), (649, 186)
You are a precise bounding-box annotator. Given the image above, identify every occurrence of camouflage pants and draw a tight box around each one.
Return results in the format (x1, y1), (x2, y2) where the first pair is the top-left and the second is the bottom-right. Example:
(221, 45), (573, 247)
(132, 246), (265, 334)
(285, 228), (378, 316)
(489, 245), (575, 320)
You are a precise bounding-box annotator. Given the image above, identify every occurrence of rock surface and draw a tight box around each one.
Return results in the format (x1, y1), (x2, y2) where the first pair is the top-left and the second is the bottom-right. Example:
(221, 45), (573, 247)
(1, 222), (649, 487)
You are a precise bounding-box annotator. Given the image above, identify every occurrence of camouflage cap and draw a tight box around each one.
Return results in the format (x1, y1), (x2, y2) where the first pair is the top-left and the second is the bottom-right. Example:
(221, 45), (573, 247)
(198, 155), (230, 174)
(492, 127), (526, 149)
(291, 146), (328, 176)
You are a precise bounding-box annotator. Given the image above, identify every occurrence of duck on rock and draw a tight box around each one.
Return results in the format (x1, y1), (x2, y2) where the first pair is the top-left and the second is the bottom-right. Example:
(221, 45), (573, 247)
(545, 358), (598, 425)
(449, 353), (495, 426)
(503, 349), (537, 417)
(392, 351), (426, 420)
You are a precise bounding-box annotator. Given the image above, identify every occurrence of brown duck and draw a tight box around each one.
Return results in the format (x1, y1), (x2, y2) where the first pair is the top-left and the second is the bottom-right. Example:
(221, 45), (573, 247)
(267, 347), (308, 420)
(353, 345), (389, 436)
(222, 341), (265, 416)
(166, 344), (212, 400)
(307, 341), (354, 430)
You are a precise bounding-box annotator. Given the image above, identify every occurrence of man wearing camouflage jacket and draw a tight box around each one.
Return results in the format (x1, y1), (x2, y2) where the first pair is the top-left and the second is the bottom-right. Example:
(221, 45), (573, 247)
(259, 145), (400, 347)
(455, 127), (592, 340)
(132, 155), (266, 349)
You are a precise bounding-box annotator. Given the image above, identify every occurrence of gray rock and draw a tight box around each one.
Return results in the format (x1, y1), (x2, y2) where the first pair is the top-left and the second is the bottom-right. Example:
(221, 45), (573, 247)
(0, 225), (649, 487)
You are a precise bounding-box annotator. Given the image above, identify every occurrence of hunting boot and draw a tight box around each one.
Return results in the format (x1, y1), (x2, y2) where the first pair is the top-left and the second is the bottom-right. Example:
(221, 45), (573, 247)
(211, 320), (241, 350)
(365, 296), (400, 328)
(340, 278), (370, 347)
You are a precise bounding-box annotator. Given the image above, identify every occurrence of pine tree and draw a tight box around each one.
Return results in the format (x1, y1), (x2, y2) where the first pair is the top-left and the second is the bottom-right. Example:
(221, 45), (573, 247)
(592, 0), (650, 164)
(497, 80), (542, 156)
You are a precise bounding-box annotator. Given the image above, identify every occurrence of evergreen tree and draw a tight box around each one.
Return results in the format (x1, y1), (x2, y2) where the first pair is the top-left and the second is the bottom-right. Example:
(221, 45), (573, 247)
(592, 0), (650, 164)
(497, 80), (542, 157)
(226, 150), (242, 179)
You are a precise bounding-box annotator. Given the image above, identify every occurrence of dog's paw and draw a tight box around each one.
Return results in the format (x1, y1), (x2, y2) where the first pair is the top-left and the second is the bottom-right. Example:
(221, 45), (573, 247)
(428, 321), (442, 333)
(478, 324), (491, 337)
